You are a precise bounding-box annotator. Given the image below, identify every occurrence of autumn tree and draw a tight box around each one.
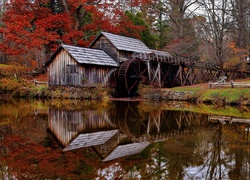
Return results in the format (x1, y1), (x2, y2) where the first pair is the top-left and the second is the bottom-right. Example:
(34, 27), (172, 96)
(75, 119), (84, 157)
(230, 0), (250, 61)
(0, 0), (153, 68)
(164, 0), (201, 59)
(0, 0), (139, 67)
(0, 0), (77, 67)
(133, 0), (202, 58)
(125, 11), (156, 48)
(137, 0), (171, 49)
(196, 0), (234, 73)
(152, 1), (171, 49)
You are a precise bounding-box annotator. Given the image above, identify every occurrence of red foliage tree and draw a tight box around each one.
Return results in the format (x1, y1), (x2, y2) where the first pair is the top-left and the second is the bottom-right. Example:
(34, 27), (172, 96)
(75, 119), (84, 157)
(0, 0), (149, 66)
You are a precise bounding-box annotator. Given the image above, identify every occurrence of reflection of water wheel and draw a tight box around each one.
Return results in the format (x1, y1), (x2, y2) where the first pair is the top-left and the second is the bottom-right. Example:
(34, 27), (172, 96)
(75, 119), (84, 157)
(117, 102), (144, 137)
(117, 59), (148, 97)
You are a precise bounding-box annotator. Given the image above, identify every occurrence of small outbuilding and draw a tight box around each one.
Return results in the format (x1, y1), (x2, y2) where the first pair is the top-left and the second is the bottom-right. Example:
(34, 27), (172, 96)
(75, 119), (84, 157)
(46, 44), (118, 87)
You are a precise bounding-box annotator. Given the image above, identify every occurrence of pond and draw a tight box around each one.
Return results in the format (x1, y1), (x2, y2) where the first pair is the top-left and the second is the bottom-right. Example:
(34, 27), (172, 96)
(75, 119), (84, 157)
(0, 99), (249, 179)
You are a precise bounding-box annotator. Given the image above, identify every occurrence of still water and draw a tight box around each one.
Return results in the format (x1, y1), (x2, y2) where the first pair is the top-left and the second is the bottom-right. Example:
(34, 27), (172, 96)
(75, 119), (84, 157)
(0, 99), (249, 180)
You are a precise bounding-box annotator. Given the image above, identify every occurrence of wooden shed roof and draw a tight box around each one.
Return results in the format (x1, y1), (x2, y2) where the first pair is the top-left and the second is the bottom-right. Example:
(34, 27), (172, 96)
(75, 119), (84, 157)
(102, 142), (150, 162)
(63, 129), (119, 151)
(47, 44), (119, 67)
(89, 32), (151, 53)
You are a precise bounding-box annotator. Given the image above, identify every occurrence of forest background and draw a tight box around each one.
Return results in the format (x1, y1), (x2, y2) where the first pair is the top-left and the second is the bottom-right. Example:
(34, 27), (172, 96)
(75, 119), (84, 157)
(0, 0), (249, 81)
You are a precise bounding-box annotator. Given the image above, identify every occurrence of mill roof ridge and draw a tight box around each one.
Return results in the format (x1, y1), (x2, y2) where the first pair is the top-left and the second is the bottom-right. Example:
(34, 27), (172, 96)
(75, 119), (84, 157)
(90, 31), (151, 53)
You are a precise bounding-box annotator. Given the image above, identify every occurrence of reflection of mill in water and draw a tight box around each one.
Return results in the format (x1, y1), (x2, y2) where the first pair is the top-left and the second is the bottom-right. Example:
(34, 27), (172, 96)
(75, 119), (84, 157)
(48, 102), (250, 162)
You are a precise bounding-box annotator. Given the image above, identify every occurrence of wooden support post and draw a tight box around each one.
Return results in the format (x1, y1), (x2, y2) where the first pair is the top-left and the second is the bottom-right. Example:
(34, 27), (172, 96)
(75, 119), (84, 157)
(209, 81), (212, 88)
(192, 68), (201, 84)
(147, 117), (150, 135)
(147, 61), (151, 81)
(161, 66), (171, 85)
(158, 63), (161, 87)
(183, 67), (192, 85)
(157, 110), (161, 133)
(172, 66), (182, 87)
(152, 64), (160, 81)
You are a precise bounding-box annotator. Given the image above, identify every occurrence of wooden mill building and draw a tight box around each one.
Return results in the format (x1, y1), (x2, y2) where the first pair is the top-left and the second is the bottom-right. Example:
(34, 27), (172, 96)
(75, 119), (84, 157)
(46, 44), (118, 87)
(46, 32), (171, 88)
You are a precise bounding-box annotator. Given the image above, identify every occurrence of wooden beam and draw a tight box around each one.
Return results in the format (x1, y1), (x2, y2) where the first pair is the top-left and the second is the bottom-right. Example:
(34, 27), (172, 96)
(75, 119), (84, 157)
(192, 68), (202, 84)
(152, 63), (160, 82)
(172, 66), (182, 87)
(147, 61), (151, 81)
(161, 65), (171, 86)
(158, 63), (161, 87)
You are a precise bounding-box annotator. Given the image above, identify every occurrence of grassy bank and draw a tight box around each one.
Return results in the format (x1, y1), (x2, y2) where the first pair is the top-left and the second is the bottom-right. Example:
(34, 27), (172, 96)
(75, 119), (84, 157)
(198, 88), (250, 105)
(171, 82), (250, 106)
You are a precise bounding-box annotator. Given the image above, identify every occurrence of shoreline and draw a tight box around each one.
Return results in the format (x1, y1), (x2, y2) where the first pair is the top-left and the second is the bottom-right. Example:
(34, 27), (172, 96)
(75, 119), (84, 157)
(1, 83), (250, 106)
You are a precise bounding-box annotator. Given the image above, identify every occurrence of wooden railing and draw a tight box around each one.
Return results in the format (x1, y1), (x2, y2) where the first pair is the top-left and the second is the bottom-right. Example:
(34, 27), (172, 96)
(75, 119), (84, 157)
(209, 115), (250, 124)
(210, 80), (250, 88)
(34, 79), (48, 86)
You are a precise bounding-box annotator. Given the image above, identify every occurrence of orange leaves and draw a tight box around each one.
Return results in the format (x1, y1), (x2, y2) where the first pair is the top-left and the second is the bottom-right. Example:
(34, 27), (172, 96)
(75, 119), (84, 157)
(0, 0), (49, 55)
(0, 0), (153, 65)
(228, 41), (248, 59)
(0, 134), (98, 179)
(223, 41), (248, 71)
(35, 12), (74, 44)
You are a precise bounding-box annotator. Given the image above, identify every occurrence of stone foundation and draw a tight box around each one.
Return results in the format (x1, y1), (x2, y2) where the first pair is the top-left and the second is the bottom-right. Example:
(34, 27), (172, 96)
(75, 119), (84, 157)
(140, 88), (195, 101)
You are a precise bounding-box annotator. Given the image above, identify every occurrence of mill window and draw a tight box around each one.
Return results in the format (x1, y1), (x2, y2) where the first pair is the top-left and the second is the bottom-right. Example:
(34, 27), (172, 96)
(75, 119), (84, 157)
(66, 64), (77, 73)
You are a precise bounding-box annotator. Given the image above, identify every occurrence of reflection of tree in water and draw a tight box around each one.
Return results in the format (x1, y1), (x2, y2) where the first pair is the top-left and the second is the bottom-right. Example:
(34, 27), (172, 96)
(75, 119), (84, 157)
(202, 124), (227, 179)
(137, 120), (250, 180)
(227, 124), (250, 179)
(173, 123), (248, 179)
(146, 143), (176, 179)
(0, 125), (12, 179)
(199, 123), (250, 180)
(163, 135), (199, 179)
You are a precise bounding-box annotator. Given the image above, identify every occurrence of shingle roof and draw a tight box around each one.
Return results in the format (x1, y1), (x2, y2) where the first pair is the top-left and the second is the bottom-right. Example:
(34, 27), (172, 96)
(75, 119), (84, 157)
(90, 32), (151, 53)
(63, 44), (119, 67)
(63, 130), (119, 151)
(151, 49), (172, 57)
(47, 44), (119, 67)
(102, 142), (150, 162)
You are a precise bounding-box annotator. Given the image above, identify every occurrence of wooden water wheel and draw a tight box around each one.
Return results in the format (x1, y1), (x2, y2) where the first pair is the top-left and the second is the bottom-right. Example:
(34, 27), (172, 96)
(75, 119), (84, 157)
(117, 59), (148, 97)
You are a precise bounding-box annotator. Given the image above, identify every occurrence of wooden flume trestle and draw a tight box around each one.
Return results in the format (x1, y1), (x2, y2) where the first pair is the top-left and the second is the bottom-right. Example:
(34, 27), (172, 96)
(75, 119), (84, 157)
(117, 52), (249, 96)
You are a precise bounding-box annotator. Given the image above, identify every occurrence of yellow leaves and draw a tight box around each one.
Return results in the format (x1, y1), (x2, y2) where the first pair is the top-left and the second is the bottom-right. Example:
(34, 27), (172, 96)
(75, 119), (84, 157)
(0, 64), (30, 78)
(227, 41), (249, 62)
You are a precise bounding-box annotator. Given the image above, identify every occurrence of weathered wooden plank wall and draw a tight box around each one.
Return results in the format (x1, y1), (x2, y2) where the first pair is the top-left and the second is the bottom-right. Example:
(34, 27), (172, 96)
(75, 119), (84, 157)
(48, 109), (115, 146)
(91, 36), (119, 61)
(47, 49), (117, 87)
